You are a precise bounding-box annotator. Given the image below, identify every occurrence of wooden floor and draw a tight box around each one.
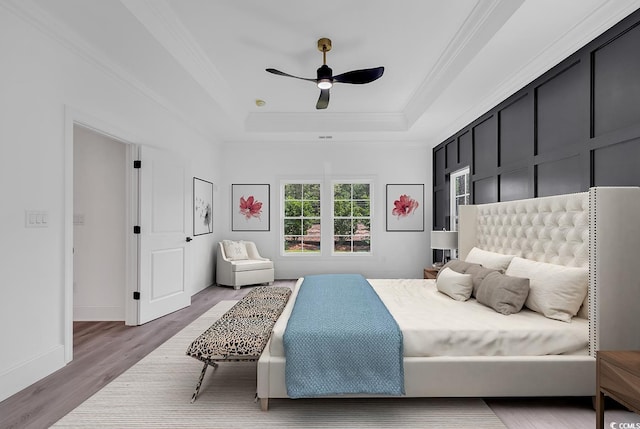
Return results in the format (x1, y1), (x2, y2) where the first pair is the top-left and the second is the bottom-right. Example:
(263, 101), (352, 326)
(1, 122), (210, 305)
(0, 283), (258, 429)
(1, 280), (639, 429)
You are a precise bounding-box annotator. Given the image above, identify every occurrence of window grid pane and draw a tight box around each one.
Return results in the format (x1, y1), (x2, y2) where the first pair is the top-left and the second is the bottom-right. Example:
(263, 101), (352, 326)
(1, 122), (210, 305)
(284, 183), (321, 253)
(332, 183), (371, 254)
(450, 168), (470, 256)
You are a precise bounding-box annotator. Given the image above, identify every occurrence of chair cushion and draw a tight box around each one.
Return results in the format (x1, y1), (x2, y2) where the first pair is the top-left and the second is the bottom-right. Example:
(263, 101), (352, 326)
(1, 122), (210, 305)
(231, 259), (273, 272)
(222, 240), (248, 260)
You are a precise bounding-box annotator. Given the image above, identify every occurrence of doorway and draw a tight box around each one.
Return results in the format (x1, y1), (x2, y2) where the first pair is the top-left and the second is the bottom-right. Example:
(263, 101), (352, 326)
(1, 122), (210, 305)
(64, 109), (192, 363)
(72, 125), (127, 321)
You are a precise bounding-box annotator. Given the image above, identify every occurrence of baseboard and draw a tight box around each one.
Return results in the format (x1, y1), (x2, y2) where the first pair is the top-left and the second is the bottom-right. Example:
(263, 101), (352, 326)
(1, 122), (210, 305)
(73, 306), (125, 321)
(0, 344), (65, 402)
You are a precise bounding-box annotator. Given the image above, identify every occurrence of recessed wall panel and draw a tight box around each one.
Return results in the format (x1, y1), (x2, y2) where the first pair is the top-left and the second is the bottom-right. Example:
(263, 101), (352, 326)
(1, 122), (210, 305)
(536, 62), (587, 154)
(499, 95), (533, 166)
(446, 139), (457, 169)
(473, 116), (497, 177)
(434, 189), (445, 229)
(500, 168), (529, 202)
(473, 176), (497, 204)
(434, 147), (445, 187)
(459, 131), (472, 168)
(151, 248), (185, 300)
(537, 156), (583, 197)
(593, 138), (640, 186)
(593, 23), (640, 136)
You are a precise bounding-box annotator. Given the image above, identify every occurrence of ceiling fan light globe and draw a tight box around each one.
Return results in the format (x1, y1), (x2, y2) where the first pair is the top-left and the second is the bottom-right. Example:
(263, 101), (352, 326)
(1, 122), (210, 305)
(317, 79), (333, 89)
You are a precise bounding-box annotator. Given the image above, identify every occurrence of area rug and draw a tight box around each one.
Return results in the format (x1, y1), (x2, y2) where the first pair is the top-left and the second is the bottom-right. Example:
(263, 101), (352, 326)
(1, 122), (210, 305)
(54, 300), (507, 428)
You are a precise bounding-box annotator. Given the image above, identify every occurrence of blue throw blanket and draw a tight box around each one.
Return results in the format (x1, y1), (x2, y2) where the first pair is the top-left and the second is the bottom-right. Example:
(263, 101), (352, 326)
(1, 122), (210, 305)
(283, 274), (404, 398)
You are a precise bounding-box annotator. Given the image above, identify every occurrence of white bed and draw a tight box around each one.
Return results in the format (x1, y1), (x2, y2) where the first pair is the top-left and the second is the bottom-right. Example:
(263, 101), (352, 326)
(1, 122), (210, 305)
(271, 279), (589, 358)
(257, 187), (640, 410)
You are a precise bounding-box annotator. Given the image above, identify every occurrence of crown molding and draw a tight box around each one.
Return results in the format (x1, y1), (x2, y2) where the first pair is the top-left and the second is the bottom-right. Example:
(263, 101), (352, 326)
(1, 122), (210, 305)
(120, 0), (243, 126)
(403, 0), (525, 127)
(245, 111), (407, 133)
(1, 0), (217, 142)
(429, 0), (640, 146)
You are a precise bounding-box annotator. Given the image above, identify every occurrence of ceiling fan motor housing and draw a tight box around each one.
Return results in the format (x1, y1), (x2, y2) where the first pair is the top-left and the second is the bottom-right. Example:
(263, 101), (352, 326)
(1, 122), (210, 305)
(317, 64), (333, 81)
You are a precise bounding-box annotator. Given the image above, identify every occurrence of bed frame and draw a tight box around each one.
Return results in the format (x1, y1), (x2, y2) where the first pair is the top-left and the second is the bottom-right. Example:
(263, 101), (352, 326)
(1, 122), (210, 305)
(257, 187), (640, 410)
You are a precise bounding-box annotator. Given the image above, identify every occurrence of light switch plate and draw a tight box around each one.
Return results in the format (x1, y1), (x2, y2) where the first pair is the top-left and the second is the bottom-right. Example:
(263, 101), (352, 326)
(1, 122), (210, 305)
(25, 210), (48, 228)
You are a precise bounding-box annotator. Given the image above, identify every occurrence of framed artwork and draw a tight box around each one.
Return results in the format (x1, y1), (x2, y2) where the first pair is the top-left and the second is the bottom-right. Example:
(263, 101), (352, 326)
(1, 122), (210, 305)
(386, 184), (424, 231)
(193, 177), (213, 236)
(232, 184), (270, 231)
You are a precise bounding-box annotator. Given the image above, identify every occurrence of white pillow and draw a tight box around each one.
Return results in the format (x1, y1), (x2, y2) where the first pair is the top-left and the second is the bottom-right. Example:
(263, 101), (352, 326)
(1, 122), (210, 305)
(465, 247), (515, 272)
(222, 240), (248, 260)
(436, 267), (473, 301)
(505, 256), (588, 322)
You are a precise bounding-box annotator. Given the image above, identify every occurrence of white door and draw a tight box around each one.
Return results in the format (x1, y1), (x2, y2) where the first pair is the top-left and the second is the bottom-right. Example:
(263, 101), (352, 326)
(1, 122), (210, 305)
(137, 145), (191, 324)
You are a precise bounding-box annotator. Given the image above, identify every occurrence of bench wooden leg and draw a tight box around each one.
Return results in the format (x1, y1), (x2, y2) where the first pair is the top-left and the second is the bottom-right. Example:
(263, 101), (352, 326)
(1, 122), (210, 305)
(260, 397), (269, 411)
(191, 362), (218, 403)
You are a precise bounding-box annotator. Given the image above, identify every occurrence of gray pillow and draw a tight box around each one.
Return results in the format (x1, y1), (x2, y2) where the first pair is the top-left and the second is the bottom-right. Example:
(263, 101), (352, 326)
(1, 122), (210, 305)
(476, 271), (530, 315)
(465, 264), (499, 297)
(436, 260), (479, 280)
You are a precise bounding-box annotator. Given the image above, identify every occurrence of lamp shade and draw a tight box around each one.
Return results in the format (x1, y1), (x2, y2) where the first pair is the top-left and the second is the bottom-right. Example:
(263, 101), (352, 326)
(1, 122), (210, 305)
(431, 230), (458, 250)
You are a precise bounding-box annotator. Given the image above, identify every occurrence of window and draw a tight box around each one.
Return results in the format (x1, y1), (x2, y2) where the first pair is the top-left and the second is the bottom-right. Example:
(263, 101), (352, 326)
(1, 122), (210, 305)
(283, 183), (321, 253)
(450, 166), (470, 231)
(332, 182), (372, 254)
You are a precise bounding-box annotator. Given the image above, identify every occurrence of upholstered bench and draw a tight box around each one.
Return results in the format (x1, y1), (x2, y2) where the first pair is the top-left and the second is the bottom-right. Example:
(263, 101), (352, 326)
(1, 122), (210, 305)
(186, 286), (291, 402)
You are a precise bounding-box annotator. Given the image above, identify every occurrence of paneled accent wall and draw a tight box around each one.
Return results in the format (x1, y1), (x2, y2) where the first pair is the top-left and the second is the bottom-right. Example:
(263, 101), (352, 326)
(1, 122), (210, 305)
(432, 8), (640, 231)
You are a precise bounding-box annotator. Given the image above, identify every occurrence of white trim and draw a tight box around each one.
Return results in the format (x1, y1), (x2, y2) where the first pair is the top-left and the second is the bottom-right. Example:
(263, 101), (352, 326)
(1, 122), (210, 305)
(330, 179), (374, 256)
(0, 345), (65, 402)
(449, 166), (470, 232)
(279, 180), (323, 257)
(64, 106), (140, 364)
(246, 111), (408, 133)
(73, 306), (126, 321)
(3, 0), (213, 142)
(404, 0), (525, 126)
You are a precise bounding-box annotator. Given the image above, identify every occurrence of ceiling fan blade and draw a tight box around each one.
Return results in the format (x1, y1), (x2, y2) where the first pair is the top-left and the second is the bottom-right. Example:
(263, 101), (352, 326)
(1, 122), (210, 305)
(266, 68), (316, 83)
(316, 89), (330, 109)
(333, 67), (384, 84)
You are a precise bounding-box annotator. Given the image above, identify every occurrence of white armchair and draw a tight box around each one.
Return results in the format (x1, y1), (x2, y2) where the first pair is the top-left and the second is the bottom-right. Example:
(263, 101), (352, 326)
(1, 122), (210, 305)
(216, 240), (274, 290)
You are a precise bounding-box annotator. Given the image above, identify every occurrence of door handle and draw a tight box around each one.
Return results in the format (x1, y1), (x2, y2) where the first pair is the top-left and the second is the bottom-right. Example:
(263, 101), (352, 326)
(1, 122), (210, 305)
(186, 237), (192, 242)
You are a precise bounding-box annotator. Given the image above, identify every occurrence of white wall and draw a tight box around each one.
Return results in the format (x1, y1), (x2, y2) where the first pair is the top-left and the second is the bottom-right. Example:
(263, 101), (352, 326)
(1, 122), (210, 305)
(73, 125), (126, 321)
(219, 141), (433, 279)
(0, 10), (218, 401)
(0, 3), (431, 403)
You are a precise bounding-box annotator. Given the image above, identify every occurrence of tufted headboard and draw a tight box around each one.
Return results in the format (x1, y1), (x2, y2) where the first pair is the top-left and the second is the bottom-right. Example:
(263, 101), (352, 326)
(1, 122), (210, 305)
(458, 187), (640, 355)
(458, 191), (588, 268)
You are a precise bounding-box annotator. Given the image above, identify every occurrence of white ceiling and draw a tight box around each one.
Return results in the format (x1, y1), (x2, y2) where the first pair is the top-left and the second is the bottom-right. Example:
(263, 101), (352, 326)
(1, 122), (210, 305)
(18, 0), (640, 146)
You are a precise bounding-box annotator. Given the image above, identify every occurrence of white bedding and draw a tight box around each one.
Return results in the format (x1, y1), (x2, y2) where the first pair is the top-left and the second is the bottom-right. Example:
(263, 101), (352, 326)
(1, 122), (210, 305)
(269, 278), (588, 358)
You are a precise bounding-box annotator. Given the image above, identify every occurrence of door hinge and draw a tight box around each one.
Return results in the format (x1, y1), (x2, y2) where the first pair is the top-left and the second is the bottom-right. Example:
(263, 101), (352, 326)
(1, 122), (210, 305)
(133, 225), (141, 234)
(133, 291), (140, 300)
(133, 160), (141, 169)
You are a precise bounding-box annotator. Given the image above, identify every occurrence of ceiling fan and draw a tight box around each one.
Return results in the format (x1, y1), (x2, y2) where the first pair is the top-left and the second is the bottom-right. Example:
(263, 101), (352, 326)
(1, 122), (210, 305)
(266, 38), (384, 110)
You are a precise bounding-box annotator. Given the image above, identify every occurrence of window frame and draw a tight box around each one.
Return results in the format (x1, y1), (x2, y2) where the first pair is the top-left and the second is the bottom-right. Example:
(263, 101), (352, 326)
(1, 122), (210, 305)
(331, 179), (373, 256)
(280, 180), (322, 256)
(449, 167), (470, 259)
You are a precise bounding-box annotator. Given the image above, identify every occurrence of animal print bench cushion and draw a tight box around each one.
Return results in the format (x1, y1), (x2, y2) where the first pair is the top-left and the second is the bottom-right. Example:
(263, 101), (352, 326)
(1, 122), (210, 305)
(222, 286), (291, 320)
(222, 301), (285, 320)
(246, 286), (292, 300)
(186, 286), (291, 362)
(186, 317), (275, 359)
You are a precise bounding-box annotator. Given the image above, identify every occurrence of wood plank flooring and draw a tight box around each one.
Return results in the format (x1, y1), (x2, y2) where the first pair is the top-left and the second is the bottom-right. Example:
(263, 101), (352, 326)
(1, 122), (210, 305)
(0, 283), (261, 429)
(1, 280), (639, 429)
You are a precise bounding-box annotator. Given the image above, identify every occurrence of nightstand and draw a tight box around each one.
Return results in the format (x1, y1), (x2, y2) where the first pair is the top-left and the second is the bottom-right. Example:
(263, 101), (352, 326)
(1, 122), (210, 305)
(596, 350), (640, 429)
(423, 267), (441, 280)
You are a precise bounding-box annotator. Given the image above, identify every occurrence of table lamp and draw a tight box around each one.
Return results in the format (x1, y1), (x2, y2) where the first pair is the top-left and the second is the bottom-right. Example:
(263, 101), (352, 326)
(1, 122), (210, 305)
(430, 230), (458, 267)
